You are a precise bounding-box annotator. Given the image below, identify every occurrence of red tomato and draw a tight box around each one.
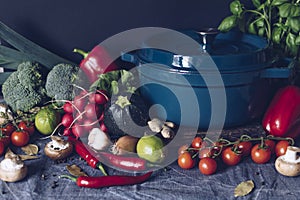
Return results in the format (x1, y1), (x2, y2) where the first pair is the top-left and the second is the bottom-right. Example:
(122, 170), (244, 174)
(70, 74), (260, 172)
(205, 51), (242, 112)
(235, 141), (252, 157)
(0, 142), (5, 156)
(1, 123), (16, 136)
(18, 121), (35, 136)
(191, 137), (202, 149)
(11, 130), (30, 147)
(221, 147), (242, 166)
(264, 139), (276, 154)
(177, 152), (195, 169)
(251, 144), (272, 164)
(198, 157), (217, 175)
(275, 140), (290, 157)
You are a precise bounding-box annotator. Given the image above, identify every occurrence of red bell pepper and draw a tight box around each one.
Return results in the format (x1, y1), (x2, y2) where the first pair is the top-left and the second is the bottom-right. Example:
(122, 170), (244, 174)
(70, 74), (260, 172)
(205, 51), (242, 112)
(74, 45), (118, 83)
(262, 85), (300, 138)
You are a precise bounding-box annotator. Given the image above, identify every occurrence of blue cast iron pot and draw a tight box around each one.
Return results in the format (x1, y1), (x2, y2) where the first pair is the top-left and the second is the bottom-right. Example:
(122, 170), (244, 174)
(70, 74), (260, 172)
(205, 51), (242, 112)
(122, 30), (290, 130)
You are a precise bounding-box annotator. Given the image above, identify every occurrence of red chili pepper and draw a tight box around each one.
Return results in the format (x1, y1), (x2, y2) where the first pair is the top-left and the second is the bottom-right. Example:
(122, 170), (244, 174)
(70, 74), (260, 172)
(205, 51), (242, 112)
(96, 152), (147, 172)
(262, 85), (300, 138)
(73, 46), (118, 83)
(61, 171), (152, 189)
(68, 137), (108, 176)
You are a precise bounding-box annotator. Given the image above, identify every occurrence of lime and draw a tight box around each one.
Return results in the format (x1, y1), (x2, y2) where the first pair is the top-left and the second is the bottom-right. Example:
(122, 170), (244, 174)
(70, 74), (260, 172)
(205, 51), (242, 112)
(136, 135), (165, 163)
(35, 107), (61, 135)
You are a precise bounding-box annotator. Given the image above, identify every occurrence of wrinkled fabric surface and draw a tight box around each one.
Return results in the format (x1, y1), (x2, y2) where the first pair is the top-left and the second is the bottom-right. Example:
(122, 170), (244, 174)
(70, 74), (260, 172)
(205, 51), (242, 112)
(0, 126), (299, 200)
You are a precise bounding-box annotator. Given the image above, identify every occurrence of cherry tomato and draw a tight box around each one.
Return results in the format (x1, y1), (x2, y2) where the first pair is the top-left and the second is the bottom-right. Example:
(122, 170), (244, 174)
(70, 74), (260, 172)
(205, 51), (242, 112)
(177, 152), (195, 169)
(275, 140), (290, 157)
(0, 142), (5, 156)
(198, 157), (217, 175)
(191, 137), (202, 149)
(251, 144), (271, 164)
(11, 130), (30, 147)
(18, 121), (35, 136)
(1, 123), (16, 136)
(178, 144), (189, 156)
(198, 147), (215, 158)
(235, 141), (252, 157)
(264, 139), (276, 154)
(221, 147), (242, 166)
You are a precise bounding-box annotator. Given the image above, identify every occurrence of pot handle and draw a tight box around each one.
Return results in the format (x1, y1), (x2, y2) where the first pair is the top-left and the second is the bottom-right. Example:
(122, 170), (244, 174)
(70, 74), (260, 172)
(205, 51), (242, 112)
(121, 52), (137, 64)
(260, 67), (291, 79)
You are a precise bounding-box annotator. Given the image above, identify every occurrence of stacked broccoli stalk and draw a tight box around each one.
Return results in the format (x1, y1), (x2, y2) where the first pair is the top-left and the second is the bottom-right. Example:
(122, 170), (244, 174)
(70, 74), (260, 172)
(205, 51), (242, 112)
(2, 61), (79, 114)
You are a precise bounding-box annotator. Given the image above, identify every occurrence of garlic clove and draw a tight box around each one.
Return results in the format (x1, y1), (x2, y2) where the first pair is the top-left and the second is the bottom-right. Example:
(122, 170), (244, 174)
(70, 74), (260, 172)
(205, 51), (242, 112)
(148, 118), (164, 133)
(161, 125), (175, 139)
(88, 128), (112, 151)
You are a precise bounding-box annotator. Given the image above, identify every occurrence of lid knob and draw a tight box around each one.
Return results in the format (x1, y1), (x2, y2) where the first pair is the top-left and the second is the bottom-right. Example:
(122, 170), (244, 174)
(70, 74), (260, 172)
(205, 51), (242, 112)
(197, 28), (219, 52)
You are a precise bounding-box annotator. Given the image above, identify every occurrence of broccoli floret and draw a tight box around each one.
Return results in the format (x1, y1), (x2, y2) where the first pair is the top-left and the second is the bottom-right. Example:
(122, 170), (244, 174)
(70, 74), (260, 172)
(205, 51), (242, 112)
(45, 63), (79, 105)
(2, 61), (48, 112)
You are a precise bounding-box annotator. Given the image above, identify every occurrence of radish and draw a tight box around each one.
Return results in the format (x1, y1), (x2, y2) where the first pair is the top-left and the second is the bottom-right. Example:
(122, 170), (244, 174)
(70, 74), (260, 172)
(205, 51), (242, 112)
(73, 95), (87, 111)
(63, 102), (73, 113)
(81, 118), (97, 132)
(63, 128), (72, 136)
(61, 113), (74, 128)
(84, 103), (100, 119)
(100, 121), (108, 133)
(72, 123), (86, 138)
(89, 90), (108, 105)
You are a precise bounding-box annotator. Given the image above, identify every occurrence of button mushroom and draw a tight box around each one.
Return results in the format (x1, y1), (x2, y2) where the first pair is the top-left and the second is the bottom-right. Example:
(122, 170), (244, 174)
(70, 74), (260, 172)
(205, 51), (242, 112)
(275, 146), (300, 177)
(44, 136), (73, 160)
(0, 152), (27, 182)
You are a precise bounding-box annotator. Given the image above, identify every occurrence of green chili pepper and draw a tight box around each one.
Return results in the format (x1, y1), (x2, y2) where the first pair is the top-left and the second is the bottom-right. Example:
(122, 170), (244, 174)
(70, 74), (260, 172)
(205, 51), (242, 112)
(218, 15), (238, 32)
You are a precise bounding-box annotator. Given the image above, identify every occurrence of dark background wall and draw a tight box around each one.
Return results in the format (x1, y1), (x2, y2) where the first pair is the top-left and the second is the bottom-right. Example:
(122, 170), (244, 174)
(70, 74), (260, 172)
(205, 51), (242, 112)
(0, 0), (250, 63)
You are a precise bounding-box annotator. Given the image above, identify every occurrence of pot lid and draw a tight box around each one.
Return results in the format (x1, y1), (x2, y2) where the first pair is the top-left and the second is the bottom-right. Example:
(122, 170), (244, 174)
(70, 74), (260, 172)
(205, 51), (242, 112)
(137, 30), (269, 72)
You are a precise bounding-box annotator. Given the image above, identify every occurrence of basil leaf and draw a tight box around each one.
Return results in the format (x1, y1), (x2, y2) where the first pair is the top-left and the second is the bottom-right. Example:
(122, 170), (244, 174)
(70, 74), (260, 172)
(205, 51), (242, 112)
(272, 27), (282, 44)
(295, 35), (300, 45)
(278, 3), (292, 18)
(287, 17), (300, 32)
(271, 0), (289, 6)
(286, 33), (298, 55)
(258, 27), (265, 37)
(290, 5), (300, 17)
(230, 0), (243, 16)
(255, 18), (265, 27)
(252, 0), (261, 8)
(218, 15), (238, 32)
(248, 21), (257, 35)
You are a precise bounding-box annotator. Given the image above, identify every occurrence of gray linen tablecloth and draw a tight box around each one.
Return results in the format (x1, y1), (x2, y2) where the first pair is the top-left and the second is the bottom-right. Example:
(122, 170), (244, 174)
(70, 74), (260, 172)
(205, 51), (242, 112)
(0, 125), (299, 200)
